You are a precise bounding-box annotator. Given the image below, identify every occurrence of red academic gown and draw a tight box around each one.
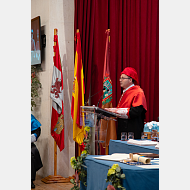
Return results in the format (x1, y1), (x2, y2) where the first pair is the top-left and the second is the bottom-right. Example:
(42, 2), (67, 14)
(117, 85), (147, 139)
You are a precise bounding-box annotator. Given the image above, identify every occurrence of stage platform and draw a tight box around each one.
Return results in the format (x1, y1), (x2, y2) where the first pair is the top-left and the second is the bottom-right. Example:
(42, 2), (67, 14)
(31, 175), (74, 190)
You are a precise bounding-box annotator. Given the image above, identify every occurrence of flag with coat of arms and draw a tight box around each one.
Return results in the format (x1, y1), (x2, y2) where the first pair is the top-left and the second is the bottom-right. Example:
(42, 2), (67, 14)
(100, 29), (117, 149)
(50, 29), (64, 151)
(71, 29), (86, 145)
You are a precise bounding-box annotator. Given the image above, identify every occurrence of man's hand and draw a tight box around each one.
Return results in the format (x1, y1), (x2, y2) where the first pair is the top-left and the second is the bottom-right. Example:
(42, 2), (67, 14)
(105, 108), (130, 119)
(31, 134), (36, 143)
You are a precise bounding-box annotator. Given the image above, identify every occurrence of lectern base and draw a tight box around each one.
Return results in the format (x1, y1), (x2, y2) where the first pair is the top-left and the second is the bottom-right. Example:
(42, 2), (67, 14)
(41, 175), (74, 184)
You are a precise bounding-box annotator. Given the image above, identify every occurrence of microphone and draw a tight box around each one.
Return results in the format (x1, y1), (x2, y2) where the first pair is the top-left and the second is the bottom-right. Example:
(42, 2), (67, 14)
(97, 88), (109, 107)
(85, 87), (106, 106)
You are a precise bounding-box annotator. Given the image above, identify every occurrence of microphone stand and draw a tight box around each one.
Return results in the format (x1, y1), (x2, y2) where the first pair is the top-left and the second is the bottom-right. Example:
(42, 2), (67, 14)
(97, 88), (109, 108)
(97, 94), (104, 108)
(96, 94), (103, 155)
(96, 88), (109, 155)
(85, 87), (106, 106)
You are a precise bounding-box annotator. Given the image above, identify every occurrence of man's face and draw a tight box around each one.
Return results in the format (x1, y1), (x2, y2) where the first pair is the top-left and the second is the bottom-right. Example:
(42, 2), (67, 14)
(119, 74), (132, 89)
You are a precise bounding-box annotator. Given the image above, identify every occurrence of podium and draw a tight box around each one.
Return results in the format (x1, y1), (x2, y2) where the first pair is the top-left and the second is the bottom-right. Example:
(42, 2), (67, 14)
(80, 106), (118, 155)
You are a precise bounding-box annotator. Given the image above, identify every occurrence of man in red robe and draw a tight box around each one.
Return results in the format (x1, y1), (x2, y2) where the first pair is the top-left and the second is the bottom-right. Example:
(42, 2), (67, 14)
(106, 67), (147, 139)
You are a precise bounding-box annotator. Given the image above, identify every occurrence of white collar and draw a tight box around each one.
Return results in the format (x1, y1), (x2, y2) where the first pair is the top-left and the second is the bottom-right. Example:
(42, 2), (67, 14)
(123, 84), (135, 93)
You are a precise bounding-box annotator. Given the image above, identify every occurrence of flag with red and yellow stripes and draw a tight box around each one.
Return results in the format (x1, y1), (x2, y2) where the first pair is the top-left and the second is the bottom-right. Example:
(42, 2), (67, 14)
(71, 29), (85, 144)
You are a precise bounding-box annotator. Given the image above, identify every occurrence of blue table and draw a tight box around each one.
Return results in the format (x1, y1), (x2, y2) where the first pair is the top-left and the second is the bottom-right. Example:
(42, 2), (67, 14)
(109, 140), (159, 155)
(81, 155), (159, 190)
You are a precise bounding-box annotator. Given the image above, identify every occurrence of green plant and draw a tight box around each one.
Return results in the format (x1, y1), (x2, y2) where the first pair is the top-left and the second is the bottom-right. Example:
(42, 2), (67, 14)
(105, 164), (126, 190)
(70, 126), (91, 190)
(31, 65), (42, 111)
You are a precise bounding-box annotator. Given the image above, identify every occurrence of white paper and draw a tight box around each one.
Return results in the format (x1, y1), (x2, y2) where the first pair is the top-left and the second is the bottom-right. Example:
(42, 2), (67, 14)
(136, 165), (159, 169)
(155, 143), (159, 149)
(136, 158), (159, 169)
(93, 153), (130, 161)
(127, 139), (158, 146)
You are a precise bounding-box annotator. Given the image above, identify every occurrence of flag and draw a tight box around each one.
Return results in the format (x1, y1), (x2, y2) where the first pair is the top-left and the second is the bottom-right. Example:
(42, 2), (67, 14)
(71, 29), (85, 145)
(100, 29), (116, 149)
(50, 29), (64, 151)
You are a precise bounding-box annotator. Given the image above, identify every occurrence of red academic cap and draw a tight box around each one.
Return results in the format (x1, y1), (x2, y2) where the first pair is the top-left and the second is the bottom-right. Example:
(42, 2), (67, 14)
(121, 67), (139, 85)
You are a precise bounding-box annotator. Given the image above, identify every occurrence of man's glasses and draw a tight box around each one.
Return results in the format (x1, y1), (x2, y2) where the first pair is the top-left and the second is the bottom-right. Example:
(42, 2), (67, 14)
(119, 77), (131, 81)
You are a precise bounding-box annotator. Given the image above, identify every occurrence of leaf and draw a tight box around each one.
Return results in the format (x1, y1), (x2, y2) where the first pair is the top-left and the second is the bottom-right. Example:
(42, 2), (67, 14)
(31, 65), (42, 110)
(120, 174), (125, 179)
(83, 139), (89, 143)
(116, 167), (121, 173)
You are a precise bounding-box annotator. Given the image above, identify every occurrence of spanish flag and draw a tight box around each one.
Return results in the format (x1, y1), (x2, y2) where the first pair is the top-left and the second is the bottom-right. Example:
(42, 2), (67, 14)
(71, 29), (85, 144)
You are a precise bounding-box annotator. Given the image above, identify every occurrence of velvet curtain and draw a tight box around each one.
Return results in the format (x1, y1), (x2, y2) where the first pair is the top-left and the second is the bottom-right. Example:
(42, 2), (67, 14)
(74, 0), (159, 122)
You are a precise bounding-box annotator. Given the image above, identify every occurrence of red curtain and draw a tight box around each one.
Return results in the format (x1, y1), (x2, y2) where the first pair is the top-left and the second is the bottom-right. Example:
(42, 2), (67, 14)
(74, 0), (159, 122)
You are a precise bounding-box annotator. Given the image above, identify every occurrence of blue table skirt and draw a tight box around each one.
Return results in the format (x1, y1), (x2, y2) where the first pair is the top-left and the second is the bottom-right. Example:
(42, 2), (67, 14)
(81, 155), (159, 190)
(109, 140), (159, 155)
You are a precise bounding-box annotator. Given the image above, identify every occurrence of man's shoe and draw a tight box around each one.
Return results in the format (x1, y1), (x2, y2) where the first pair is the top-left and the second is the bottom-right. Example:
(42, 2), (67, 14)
(31, 181), (35, 189)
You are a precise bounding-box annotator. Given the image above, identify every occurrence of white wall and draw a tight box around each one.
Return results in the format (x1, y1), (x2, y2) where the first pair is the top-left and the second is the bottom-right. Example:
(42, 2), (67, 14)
(31, 0), (75, 178)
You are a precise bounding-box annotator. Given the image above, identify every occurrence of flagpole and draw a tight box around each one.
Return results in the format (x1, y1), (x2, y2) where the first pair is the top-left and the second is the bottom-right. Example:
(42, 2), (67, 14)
(54, 140), (57, 176)
(41, 28), (74, 184)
